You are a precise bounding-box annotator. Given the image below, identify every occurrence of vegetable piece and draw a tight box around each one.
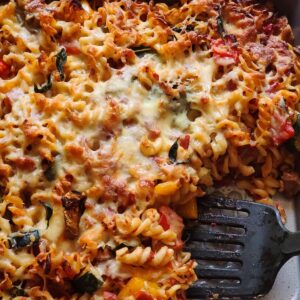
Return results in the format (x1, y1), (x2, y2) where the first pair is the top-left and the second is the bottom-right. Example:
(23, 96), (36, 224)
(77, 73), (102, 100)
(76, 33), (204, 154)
(132, 46), (153, 57)
(42, 159), (56, 181)
(37, 252), (51, 274)
(262, 23), (274, 35)
(56, 48), (67, 80)
(179, 134), (190, 150)
(159, 211), (170, 230)
(61, 191), (86, 239)
(32, 238), (48, 256)
(212, 38), (239, 66)
(281, 171), (300, 198)
(44, 164), (56, 181)
(274, 121), (295, 146)
(72, 272), (102, 293)
(0, 60), (10, 78)
(61, 42), (81, 55)
(9, 286), (27, 297)
(115, 242), (134, 250)
(175, 160), (189, 165)
(103, 291), (118, 300)
(186, 24), (194, 32)
(288, 114), (300, 151)
(40, 202), (53, 227)
(271, 109), (295, 146)
(168, 139), (178, 163)
(118, 277), (162, 299)
(176, 198), (198, 219)
(217, 16), (226, 38)
(159, 206), (184, 249)
(135, 291), (154, 300)
(34, 74), (52, 93)
(8, 230), (40, 249)
(172, 26), (182, 33)
(154, 181), (179, 196)
(15, 3), (40, 34)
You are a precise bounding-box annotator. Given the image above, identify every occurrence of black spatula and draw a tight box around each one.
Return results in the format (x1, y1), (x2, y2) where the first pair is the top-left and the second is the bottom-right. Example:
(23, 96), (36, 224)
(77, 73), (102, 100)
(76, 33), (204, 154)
(184, 196), (300, 299)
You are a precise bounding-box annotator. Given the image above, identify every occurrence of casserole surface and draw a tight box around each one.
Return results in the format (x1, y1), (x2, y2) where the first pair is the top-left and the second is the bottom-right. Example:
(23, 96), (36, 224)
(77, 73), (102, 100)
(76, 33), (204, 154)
(0, 0), (300, 298)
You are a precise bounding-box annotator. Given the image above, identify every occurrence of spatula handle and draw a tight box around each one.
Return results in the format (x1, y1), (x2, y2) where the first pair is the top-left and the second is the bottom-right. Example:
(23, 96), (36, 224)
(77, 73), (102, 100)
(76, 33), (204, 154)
(281, 231), (300, 257)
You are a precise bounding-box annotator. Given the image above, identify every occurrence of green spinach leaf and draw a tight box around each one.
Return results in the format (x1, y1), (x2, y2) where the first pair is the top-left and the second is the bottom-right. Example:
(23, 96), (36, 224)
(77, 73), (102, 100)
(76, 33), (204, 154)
(40, 202), (53, 227)
(72, 272), (103, 293)
(34, 75), (52, 93)
(8, 230), (40, 249)
(9, 286), (27, 297)
(217, 16), (226, 38)
(43, 159), (56, 181)
(168, 139), (178, 163)
(132, 46), (154, 57)
(56, 48), (67, 80)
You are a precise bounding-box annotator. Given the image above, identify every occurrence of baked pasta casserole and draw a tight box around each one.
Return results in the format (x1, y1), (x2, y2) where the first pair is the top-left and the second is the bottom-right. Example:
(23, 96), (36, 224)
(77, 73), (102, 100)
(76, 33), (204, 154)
(0, 0), (300, 298)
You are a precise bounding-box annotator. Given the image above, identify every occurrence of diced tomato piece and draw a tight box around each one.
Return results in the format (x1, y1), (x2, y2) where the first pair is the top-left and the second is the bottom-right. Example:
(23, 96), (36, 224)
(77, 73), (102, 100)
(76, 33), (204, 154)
(179, 134), (190, 150)
(212, 38), (239, 66)
(135, 291), (154, 300)
(60, 42), (81, 55)
(158, 206), (184, 249)
(271, 110), (295, 146)
(159, 211), (170, 230)
(213, 39), (238, 59)
(103, 291), (118, 300)
(0, 60), (10, 79)
(272, 120), (294, 145)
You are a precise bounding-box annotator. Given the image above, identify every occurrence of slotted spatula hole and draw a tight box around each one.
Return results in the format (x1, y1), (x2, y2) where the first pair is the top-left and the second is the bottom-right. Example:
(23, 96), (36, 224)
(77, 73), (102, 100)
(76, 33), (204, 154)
(197, 224), (246, 235)
(206, 208), (249, 218)
(197, 259), (242, 270)
(196, 278), (241, 287)
(188, 240), (243, 251)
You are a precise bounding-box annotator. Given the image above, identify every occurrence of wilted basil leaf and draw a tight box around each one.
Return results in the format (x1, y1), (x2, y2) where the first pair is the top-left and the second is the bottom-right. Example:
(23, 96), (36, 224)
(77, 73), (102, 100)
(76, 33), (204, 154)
(56, 48), (67, 80)
(34, 75), (52, 93)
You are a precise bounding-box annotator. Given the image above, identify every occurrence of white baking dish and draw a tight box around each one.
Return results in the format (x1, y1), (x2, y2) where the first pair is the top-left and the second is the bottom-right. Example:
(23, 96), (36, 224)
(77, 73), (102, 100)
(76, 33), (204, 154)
(262, 197), (300, 300)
